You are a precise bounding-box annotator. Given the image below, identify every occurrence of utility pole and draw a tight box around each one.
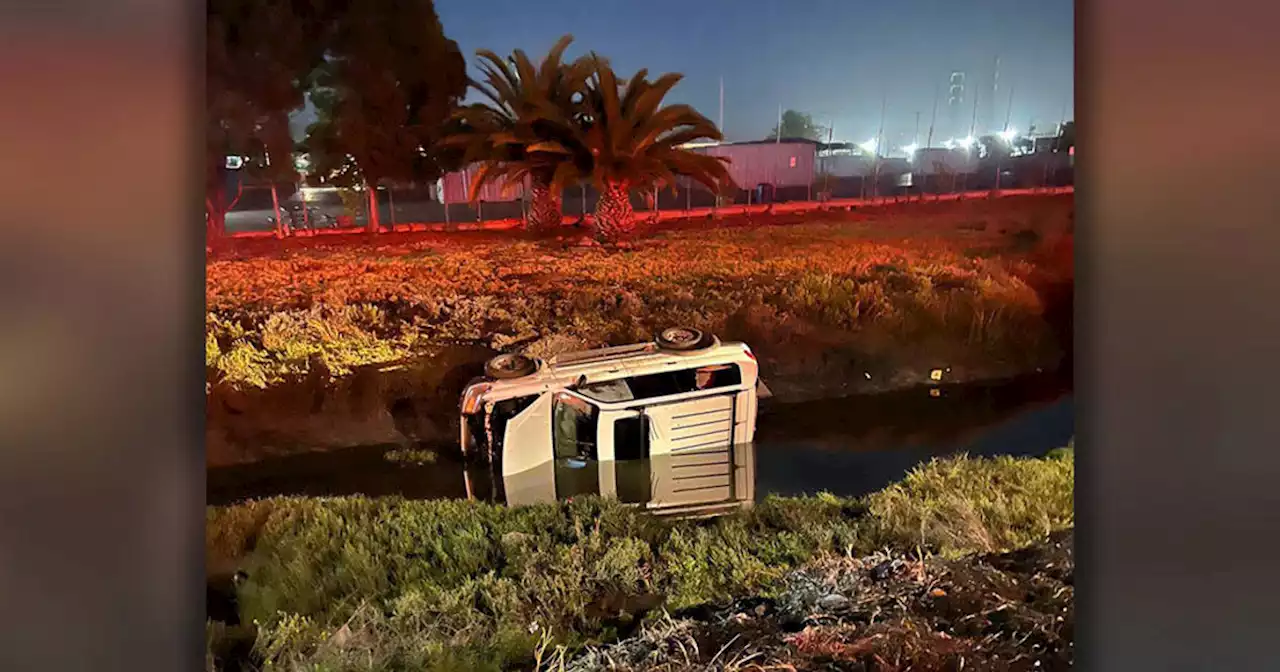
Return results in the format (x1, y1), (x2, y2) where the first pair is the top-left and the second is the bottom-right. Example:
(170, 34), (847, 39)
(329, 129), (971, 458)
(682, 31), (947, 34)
(824, 124), (833, 200)
(912, 111), (921, 196)
(996, 83), (1014, 191)
(776, 104), (782, 143)
(873, 90), (886, 199)
(961, 82), (980, 195)
(718, 76), (725, 134)
(1003, 86), (1015, 131)
(925, 83), (938, 200)
(990, 55), (1001, 134)
(1043, 98), (1068, 189)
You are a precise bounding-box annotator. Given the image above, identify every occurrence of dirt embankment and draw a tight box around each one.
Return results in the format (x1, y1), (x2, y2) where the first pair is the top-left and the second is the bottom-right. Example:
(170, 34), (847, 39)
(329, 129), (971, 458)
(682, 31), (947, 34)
(206, 197), (1074, 467)
(567, 528), (1074, 671)
(206, 307), (1065, 467)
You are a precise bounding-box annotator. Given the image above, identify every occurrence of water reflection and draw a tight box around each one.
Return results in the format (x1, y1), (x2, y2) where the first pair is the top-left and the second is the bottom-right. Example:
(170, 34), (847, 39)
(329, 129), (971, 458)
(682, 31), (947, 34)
(490, 445), (756, 517)
(207, 372), (1073, 508)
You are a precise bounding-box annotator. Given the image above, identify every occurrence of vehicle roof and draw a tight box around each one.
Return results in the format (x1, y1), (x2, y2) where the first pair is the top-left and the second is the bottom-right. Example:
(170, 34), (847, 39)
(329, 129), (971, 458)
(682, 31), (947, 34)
(473, 340), (756, 402)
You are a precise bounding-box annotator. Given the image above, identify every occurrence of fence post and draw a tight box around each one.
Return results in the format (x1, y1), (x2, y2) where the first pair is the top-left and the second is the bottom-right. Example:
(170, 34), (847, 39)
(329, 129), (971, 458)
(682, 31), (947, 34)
(270, 182), (284, 239)
(388, 187), (397, 229)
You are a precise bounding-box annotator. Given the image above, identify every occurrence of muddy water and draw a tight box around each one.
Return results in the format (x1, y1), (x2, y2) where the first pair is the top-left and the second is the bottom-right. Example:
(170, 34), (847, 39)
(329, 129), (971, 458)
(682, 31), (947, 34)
(207, 370), (1072, 507)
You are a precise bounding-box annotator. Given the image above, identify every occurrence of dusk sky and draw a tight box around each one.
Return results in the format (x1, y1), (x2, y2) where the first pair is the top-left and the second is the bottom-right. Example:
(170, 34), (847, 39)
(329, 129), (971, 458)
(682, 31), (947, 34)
(296, 0), (1074, 150)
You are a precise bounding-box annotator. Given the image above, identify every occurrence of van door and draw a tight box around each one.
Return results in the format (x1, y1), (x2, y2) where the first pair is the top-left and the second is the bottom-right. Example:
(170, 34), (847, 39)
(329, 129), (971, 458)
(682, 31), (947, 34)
(603, 410), (652, 504)
(550, 391), (604, 500)
(500, 392), (557, 506)
(501, 392), (554, 478)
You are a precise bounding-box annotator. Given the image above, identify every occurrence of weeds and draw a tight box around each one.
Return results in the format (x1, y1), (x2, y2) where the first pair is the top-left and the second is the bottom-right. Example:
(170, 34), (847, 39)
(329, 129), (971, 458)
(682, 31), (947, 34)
(207, 447), (1074, 670)
(383, 447), (439, 465)
(206, 197), (1072, 391)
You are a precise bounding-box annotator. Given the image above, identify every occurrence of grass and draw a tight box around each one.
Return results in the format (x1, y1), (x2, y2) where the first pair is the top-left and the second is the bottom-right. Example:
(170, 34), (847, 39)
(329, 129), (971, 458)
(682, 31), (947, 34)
(207, 447), (1074, 671)
(206, 195), (1073, 391)
(383, 447), (439, 466)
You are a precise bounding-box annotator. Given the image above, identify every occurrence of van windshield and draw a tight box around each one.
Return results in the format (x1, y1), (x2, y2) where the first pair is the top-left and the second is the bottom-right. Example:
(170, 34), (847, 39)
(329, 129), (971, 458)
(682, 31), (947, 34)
(553, 393), (598, 460)
(578, 378), (635, 402)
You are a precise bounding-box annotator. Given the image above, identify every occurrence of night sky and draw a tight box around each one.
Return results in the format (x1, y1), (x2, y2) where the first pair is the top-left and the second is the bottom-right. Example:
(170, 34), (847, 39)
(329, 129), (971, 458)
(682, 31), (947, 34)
(295, 0), (1073, 151)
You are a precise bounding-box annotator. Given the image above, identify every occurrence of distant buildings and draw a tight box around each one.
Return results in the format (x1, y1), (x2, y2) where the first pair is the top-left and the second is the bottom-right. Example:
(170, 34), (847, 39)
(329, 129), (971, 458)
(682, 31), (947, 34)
(690, 139), (819, 189)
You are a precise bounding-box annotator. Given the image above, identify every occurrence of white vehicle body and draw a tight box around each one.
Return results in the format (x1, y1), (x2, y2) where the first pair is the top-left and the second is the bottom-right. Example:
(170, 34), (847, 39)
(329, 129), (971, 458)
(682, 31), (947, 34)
(459, 339), (761, 513)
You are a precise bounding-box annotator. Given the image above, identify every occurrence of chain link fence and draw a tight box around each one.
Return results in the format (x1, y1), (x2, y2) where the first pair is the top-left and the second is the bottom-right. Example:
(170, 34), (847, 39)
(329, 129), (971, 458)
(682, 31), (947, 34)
(222, 148), (1073, 237)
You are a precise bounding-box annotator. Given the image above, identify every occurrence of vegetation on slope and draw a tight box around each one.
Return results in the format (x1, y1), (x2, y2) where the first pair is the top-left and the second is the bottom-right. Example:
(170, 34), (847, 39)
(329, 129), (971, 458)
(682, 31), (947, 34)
(206, 196), (1072, 391)
(207, 448), (1074, 671)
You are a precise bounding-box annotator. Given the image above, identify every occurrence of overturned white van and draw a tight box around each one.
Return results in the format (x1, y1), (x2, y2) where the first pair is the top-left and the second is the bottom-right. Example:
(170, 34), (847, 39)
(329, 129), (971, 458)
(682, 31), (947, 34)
(459, 327), (762, 511)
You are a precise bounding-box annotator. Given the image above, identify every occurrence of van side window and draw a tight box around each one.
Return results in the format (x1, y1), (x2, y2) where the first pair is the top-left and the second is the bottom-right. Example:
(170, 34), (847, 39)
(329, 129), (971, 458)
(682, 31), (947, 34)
(614, 415), (650, 460)
(553, 393), (599, 461)
(624, 364), (743, 400)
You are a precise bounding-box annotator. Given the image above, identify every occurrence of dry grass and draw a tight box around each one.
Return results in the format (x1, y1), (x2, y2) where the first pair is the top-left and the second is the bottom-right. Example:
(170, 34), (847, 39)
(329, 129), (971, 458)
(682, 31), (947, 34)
(206, 196), (1072, 390)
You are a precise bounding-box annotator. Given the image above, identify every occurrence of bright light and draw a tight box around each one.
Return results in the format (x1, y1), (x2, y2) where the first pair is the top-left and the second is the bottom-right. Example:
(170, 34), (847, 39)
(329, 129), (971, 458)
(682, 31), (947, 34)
(942, 139), (956, 149)
(958, 136), (976, 149)
(998, 128), (1018, 143)
(903, 142), (919, 155)
(858, 138), (878, 154)
(299, 186), (341, 202)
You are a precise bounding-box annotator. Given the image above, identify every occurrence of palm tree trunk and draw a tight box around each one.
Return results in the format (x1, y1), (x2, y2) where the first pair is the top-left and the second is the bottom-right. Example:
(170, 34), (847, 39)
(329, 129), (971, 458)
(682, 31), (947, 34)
(593, 182), (634, 242)
(528, 177), (563, 231)
(366, 183), (381, 233)
(205, 204), (225, 249)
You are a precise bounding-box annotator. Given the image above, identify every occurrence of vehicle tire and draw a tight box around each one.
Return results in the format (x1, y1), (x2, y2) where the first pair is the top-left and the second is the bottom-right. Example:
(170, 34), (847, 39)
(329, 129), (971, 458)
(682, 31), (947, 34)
(655, 326), (717, 352)
(485, 353), (536, 379)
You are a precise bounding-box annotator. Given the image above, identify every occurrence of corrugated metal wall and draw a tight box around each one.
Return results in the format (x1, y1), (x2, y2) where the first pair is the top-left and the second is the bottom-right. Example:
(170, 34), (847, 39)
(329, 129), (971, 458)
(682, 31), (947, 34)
(819, 155), (874, 177)
(696, 142), (817, 188)
(441, 164), (529, 203)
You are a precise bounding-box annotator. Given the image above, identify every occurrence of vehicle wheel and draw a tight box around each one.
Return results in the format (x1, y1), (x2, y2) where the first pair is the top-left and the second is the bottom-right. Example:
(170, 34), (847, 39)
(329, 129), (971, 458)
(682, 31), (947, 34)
(485, 353), (536, 379)
(655, 326), (717, 352)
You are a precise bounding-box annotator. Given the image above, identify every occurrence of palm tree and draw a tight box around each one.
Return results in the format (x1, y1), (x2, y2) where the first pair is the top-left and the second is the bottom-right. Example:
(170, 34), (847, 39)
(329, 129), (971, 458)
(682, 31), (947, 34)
(447, 35), (594, 231)
(575, 58), (734, 241)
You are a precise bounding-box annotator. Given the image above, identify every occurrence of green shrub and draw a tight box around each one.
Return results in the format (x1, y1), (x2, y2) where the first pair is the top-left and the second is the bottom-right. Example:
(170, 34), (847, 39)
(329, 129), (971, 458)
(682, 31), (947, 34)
(862, 448), (1074, 557)
(207, 448), (1074, 670)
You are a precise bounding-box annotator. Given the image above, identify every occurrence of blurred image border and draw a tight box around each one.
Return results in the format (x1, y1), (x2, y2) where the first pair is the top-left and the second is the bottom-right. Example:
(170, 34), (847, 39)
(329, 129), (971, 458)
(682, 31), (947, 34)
(0, 0), (1277, 669)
